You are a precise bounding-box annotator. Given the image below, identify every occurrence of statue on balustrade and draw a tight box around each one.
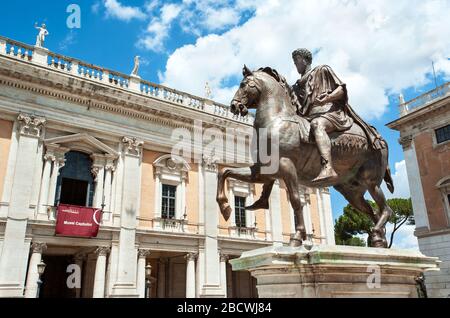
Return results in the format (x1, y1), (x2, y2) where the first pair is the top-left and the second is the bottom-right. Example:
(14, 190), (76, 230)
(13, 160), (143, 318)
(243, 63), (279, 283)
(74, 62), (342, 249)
(216, 48), (395, 248)
(35, 23), (49, 48)
(131, 56), (140, 77)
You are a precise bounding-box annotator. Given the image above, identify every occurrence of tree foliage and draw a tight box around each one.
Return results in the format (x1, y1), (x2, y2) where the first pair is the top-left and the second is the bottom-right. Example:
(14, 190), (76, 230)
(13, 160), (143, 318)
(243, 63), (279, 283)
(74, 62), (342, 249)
(334, 198), (414, 248)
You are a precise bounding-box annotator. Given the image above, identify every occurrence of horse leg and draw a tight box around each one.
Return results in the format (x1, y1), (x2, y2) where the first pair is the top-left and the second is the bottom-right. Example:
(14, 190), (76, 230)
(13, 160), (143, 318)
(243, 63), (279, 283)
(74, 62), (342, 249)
(216, 166), (271, 221)
(246, 180), (275, 210)
(279, 158), (306, 247)
(368, 185), (393, 248)
(335, 185), (379, 225)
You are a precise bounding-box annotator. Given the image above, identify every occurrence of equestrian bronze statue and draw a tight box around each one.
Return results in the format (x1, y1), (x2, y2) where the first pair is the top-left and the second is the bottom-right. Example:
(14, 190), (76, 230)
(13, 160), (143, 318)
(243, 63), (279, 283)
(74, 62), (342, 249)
(216, 48), (394, 248)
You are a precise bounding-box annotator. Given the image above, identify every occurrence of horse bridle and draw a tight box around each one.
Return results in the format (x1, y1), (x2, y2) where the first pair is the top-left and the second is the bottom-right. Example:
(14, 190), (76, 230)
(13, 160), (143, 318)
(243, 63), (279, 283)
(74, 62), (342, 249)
(231, 76), (261, 115)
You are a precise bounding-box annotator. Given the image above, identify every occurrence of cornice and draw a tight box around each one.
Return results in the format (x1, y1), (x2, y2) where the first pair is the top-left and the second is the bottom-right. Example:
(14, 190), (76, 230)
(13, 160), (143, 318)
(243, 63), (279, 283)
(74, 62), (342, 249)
(387, 98), (449, 131)
(0, 56), (253, 134)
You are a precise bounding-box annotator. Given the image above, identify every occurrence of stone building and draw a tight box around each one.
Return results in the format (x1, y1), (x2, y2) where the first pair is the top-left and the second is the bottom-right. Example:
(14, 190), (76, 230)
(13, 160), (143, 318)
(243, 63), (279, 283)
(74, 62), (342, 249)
(0, 35), (335, 298)
(388, 85), (450, 297)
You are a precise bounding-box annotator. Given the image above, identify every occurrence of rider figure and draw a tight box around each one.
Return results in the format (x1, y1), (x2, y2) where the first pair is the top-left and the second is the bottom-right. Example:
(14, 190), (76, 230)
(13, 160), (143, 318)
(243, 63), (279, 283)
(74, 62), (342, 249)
(292, 48), (353, 183)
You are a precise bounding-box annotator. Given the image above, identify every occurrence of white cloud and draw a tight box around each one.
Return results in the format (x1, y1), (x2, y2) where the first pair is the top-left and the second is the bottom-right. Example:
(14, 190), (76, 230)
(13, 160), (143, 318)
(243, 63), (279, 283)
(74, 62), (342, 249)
(103, 0), (146, 22)
(58, 30), (77, 51)
(138, 3), (183, 52)
(386, 223), (418, 250)
(202, 7), (241, 31)
(381, 160), (410, 199)
(160, 0), (450, 119)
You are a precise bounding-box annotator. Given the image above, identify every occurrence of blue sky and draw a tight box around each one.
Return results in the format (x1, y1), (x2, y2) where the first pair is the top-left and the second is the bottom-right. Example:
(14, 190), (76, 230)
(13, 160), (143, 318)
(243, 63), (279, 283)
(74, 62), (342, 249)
(1, 0), (449, 248)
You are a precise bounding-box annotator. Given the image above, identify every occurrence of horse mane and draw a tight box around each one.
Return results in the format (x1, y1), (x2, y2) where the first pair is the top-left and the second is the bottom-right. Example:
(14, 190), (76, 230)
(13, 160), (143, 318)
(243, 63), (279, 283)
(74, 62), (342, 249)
(257, 67), (302, 114)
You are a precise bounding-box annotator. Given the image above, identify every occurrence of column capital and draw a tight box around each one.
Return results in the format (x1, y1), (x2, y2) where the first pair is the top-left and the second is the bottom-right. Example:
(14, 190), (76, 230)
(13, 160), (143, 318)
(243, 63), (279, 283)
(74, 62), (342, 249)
(220, 254), (229, 262)
(74, 253), (87, 262)
(95, 246), (110, 257)
(138, 249), (151, 259)
(105, 163), (116, 172)
(202, 154), (219, 172)
(122, 136), (144, 157)
(17, 113), (46, 138)
(185, 253), (198, 262)
(91, 166), (100, 181)
(43, 153), (56, 162)
(31, 242), (47, 254)
(399, 135), (413, 150)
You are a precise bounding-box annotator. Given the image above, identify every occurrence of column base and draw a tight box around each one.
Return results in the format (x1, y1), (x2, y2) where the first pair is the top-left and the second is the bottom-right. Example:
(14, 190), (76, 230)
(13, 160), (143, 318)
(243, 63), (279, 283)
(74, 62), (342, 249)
(110, 282), (139, 298)
(0, 283), (25, 298)
(199, 285), (226, 298)
(230, 245), (440, 298)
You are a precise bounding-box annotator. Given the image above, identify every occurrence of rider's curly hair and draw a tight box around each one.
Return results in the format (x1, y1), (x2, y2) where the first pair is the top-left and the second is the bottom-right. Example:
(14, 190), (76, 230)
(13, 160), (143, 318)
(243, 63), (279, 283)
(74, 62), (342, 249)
(292, 48), (312, 65)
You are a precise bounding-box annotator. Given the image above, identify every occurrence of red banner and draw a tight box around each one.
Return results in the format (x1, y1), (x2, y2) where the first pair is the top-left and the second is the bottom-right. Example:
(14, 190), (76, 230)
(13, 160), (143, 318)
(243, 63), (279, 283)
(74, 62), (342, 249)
(55, 204), (102, 238)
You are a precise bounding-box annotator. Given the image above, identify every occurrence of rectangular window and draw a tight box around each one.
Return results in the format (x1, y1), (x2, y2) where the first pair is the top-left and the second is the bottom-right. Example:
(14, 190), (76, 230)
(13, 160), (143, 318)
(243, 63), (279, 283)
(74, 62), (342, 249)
(161, 184), (176, 219)
(235, 196), (246, 228)
(435, 125), (450, 144)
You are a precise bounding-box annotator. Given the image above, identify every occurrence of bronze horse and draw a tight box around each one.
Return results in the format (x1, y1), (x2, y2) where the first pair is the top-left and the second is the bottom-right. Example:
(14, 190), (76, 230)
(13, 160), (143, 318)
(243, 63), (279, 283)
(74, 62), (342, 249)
(216, 66), (394, 248)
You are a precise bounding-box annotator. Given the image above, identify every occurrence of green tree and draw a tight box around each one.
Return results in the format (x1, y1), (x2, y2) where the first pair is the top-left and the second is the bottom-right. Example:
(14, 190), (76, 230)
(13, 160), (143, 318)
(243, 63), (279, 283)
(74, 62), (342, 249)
(334, 198), (414, 248)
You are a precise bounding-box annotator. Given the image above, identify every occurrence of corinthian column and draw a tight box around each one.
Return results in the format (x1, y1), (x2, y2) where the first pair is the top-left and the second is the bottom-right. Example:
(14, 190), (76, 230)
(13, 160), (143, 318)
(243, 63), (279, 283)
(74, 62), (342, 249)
(185, 253), (197, 298)
(103, 156), (116, 213)
(24, 242), (47, 298)
(0, 114), (46, 297)
(220, 254), (228, 297)
(47, 148), (68, 209)
(93, 247), (110, 298)
(137, 249), (151, 298)
(91, 154), (106, 209)
(38, 152), (55, 214)
(111, 137), (143, 297)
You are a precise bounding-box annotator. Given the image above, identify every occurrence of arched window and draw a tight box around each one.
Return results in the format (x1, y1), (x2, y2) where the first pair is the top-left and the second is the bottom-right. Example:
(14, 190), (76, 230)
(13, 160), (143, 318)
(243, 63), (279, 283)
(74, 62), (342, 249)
(436, 176), (450, 226)
(55, 151), (95, 207)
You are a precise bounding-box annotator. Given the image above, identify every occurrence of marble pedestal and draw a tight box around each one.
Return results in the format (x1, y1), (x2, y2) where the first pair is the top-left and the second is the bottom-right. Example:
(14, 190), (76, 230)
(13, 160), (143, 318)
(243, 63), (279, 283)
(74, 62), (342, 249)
(230, 245), (440, 298)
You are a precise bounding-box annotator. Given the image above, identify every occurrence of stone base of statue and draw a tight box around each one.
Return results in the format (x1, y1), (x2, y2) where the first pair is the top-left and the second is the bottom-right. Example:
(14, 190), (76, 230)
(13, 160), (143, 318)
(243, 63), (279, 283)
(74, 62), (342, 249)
(229, 245), (440, 298)
(33, 46), (49, 66)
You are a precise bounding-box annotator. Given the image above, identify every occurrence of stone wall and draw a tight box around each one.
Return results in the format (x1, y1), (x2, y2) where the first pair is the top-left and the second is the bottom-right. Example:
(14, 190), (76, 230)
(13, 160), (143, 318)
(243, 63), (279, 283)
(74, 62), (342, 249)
(418, 233), (450, 297)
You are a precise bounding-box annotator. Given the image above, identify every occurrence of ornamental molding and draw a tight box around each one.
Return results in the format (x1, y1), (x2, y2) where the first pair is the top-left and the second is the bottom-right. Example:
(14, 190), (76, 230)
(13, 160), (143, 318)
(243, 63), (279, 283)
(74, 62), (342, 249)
(0, 69), (251, 135)
(17, 113), (46, 138)
(153, 154), (190, 182)
(122, 136), (144, 156)
(399, 135), (413, 150)
(185, 253), (198, 262)
(95, 246), (110, 257)
(202, 153), (220, 172)
(138, 249), (151, 258)
(227, 178), (254, 197)
(31, 242), (47, 254)
(45, 133), (119, 158)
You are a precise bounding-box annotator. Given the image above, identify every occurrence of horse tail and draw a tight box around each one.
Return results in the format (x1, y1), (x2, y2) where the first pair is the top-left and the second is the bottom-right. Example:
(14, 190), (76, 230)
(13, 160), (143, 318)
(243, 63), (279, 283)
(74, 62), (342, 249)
(383, 140), (395, 194)
(384, 165), (394, 194)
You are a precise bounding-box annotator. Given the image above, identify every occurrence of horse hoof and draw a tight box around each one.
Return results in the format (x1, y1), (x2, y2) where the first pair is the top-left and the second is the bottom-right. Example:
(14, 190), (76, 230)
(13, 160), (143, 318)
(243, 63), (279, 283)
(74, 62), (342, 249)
(289, 238), (302, 247)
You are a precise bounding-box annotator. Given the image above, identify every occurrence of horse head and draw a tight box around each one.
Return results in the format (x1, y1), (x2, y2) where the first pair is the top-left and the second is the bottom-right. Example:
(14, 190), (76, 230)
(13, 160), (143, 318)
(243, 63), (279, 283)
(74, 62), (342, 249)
(230, 65), (264, 117)
(230, 65), (296, 117)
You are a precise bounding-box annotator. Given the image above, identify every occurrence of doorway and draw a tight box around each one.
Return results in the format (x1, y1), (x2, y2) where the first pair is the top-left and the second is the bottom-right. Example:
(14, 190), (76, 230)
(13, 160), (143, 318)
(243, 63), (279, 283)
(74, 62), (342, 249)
(39, 255), (77, 298)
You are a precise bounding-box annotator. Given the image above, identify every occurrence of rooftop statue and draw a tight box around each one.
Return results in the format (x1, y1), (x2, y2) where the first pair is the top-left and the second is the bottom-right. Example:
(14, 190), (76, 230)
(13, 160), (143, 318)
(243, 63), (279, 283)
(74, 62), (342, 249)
(216, 49), (394, 248)
(131, 55), (140, 77)
(205, 82), (212, 99)
(35, 23), (49, 48)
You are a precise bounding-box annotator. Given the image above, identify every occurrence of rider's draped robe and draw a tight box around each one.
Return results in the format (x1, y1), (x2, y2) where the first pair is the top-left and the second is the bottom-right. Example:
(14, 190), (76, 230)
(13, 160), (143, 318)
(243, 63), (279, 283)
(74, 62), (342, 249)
(292, 65), (385, 150)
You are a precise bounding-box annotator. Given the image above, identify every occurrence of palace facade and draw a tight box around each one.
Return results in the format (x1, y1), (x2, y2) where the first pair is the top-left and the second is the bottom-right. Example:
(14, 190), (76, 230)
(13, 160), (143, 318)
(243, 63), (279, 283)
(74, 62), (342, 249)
(388, 85), (450, 298)
(0, 35), (335, 298)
